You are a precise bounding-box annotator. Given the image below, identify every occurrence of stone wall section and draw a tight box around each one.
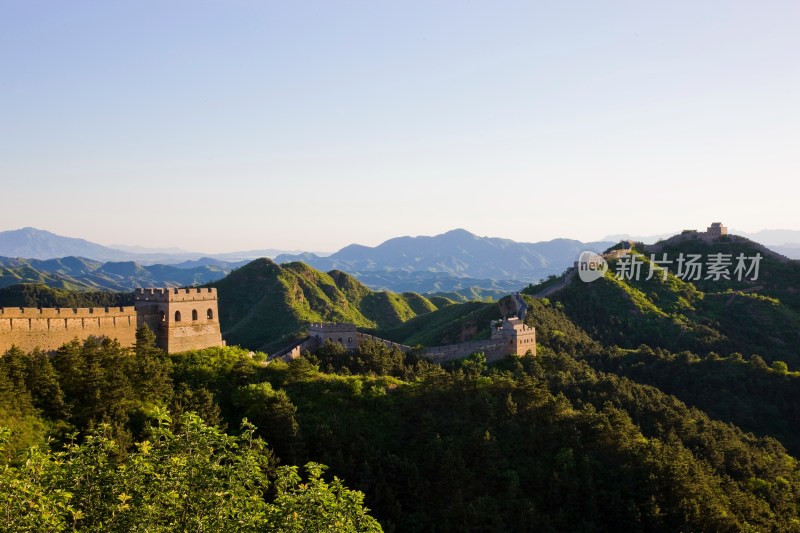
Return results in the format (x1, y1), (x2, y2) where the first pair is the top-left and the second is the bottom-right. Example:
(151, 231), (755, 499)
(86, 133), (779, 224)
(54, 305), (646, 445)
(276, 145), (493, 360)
(1, 287), (224, 355)
(0, 306), (138, 354)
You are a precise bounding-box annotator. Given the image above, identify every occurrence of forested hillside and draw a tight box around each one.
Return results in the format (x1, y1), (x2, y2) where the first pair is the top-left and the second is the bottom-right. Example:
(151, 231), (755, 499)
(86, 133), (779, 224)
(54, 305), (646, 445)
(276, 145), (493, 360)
(2, 327), (799, 531)
(213, 259), (441, 351)
(524, 234), (800, 366)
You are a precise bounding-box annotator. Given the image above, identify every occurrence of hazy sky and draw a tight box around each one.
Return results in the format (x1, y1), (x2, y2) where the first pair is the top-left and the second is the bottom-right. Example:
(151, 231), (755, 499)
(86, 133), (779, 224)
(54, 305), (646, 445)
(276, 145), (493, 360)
(1, 1), (798, 253)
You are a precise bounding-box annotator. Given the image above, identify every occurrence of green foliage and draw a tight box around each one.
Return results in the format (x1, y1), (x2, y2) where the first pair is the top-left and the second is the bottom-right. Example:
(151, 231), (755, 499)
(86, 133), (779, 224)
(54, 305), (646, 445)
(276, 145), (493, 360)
(231, 382), (301, 463)
(0, 413), (380, 532)
(268, 462), (382, 532)
(313, 339), (410, 378)
(583, 346), (800, 456)
(49, 335), (173, 442)
(459, 351), (487, 378)
(0, 355), (47, 461)
(265, 352), (800, 532)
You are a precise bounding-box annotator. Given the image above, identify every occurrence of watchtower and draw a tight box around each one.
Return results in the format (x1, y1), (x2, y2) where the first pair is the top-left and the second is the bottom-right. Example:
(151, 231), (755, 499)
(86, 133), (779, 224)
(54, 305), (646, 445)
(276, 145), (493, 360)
(706, 222), (728, 238)
(491, 317), (537, 356)
(134, 288), (224, 353)
(308, 322), (359, 351)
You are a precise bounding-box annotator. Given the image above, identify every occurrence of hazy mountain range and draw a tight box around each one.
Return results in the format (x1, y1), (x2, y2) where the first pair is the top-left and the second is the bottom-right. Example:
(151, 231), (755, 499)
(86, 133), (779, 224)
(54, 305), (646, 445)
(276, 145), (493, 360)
(275, 228), (615, 283)
(0, 256), (238, 292)
(1, 227), (797, 296)
(0, 227), (311, 264)
(0, 227), (616, 295)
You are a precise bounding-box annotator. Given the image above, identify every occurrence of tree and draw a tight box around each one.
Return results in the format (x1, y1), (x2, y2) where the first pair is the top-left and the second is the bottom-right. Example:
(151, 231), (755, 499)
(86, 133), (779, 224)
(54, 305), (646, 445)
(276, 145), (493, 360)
(0, 412), (382, 532)
(267, 462), (382, 532)
(460, 351), (487, 379)
(232, 382), (301, 463)
(131, 326), (173, 406)
(24, 348), (67, 419)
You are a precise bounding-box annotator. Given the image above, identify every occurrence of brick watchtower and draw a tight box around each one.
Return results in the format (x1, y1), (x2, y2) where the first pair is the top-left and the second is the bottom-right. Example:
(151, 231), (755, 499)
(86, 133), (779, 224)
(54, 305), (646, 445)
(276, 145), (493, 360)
(134, 288), (224, 353)
(491, 317), (537, 356)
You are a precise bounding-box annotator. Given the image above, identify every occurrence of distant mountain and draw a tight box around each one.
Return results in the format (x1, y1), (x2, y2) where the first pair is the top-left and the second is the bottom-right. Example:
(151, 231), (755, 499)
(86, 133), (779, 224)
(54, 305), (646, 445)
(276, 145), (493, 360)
(212, 259), (443, 351)
(352, 270), (520, 301)
(771, 245), (800, 260)
(734, 230), (800, 258)
(275, 229), (614, 288)
(170, 257), (251, 270)
(602, 232), (674, 244)
(0, 228), (319, 264)
(734, 228), (800, 246)
(0, 228), (132, 262)
(0, 256), (233, 292)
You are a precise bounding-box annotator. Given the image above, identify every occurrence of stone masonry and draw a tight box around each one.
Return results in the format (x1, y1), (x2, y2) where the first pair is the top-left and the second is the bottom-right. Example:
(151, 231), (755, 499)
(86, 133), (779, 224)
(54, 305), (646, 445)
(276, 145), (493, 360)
(0, 287), (224, 355)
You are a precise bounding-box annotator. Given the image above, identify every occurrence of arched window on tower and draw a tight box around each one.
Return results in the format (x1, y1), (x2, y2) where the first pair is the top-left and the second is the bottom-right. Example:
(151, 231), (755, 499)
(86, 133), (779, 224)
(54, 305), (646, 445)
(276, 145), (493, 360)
(192, 309), (198, 321)
(207, 308), (213, 320)
(175, 311), (182, 322)
(160, 311), (166, 322)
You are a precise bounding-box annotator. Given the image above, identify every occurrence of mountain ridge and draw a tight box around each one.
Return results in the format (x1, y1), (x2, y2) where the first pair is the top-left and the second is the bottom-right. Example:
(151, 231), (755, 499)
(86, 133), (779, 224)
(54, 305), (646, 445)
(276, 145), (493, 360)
(0, 256), (233, 292)
(275, 228), (615, 282)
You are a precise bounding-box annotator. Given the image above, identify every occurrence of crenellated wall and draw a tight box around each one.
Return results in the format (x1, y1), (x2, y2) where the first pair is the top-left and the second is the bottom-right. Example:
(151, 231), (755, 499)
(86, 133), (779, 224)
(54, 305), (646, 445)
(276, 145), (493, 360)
(0, 306), (138, 354)
(135, 287), (224, 353)
(422, 339), (509, 363)
(308, 322), (360, 351)
(1, 287), (225, 355)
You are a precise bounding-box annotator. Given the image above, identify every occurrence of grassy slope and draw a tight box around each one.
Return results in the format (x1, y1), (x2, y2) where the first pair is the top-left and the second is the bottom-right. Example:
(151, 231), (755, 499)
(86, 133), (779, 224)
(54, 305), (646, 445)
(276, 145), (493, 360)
(213, 259), (441, 352)
(376, 300), (500, 346)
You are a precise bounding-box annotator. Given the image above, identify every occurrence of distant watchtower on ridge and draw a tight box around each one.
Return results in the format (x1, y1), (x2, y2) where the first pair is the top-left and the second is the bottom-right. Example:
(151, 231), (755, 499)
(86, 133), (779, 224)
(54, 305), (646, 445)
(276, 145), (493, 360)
(135, 288), (224, 353)
(706, 222), (728, 239)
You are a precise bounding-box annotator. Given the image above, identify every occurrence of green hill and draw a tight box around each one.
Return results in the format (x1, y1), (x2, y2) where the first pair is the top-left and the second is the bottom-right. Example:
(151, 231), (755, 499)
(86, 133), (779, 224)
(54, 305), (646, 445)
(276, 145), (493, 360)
(524, 234), (800, 367)
(212, 259), (441, 352)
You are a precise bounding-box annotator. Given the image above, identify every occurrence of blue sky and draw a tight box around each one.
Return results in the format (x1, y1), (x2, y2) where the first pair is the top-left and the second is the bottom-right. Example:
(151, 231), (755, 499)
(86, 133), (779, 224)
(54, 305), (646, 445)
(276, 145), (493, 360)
(1, 1), (798, 252)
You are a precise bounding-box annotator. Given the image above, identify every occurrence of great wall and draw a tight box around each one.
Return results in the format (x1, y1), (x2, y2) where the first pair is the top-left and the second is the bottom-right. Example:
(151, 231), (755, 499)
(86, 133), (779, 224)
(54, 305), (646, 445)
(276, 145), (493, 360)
(1, 286), (536, 364)
(0, 287), (224, 354)
(271, 292), (536, 364)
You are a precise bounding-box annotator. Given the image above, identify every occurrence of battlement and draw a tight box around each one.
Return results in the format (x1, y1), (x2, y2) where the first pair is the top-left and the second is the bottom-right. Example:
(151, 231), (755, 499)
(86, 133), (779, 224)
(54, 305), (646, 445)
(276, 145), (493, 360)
(491, 317), (535, 336)
(2, 287), (224, 355)
(135, 287), (218, 303)
(0, 306), (135, 318)
(0, 304), (139, 354)
(309, 322), (358, 333)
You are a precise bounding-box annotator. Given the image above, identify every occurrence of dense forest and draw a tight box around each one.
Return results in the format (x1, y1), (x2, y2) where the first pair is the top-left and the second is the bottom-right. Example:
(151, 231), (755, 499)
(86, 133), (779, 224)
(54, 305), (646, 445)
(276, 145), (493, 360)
(2, 324), (800, 530)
